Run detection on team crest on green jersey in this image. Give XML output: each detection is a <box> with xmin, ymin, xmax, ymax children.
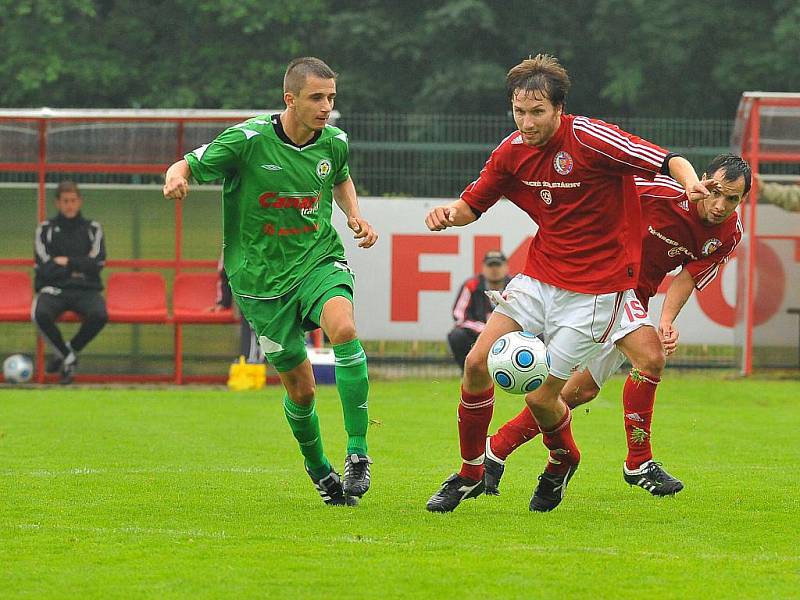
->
<box><xmin>316</xmin><ymin>159</ymin><xmax>332</xmax><ymax>179</ymax></box>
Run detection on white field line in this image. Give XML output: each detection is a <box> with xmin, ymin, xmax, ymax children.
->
<box><xmin>13</xmin><ymin>523</ymin><xmax>227</xmax><ymax>539</ymax></box>
<box><xmin>0</xmin><ymin>466</ymin><xmax>277</xmax><ymax>477</ymax></box>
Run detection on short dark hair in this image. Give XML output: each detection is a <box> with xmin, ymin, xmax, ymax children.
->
<box><xmin>284</xmin><ymin>57</ymin><xmax>337</xmax><ymax>94</ymax></box>
<box><xmin>506</xmin><ymin>54</ymin><xmax>570</xmax><ymax>107</ymax></box>
<box><xmin>705</xmin><ymin>153</ymin><xmax>752</xmax><ymax>196</ymax></box>
<box><xmin>55</xmin><ymin>180</ymin><xmax>80</xmax><ymax>199</ymax></box>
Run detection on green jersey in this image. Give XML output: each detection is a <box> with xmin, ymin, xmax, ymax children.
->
<box><xmin>185</xmin><ymin>114</ymin><xmax>350</xmax><ymax>299</ymax></box>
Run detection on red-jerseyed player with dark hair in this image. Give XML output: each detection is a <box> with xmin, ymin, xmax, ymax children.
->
<box><xmin>484</xmin><ymin>153</ymin><xmax>749</xmax><ymax>497</ymax></box>
<box><xmin>424</xmin><ymin>54</ymin><xmax>717</xmax><ymax>513</ymax></box>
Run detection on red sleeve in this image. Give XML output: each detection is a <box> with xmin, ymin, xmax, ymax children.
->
<box><xmin>686</xmin><ymin>218</ymin><xmax>743</xmax><ymax>290</ymax></box>
<box><xmin>460</xmin><ymin>141</ymin><xmax>512</xmax><ymax>214</ymax></box>
<box><xmin>634</xmin><ymin>175</ymin><xmax>687</xmax><ymax>201</ymax></box>
<box><xmin>572</xmin><ymin>117</ymin><xmax>669</xmax><ymax>179</ymax></box>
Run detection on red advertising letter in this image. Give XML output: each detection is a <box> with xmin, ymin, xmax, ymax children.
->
<box><xmin>391</xmin><ymin>235</ymin><xmax>459</xmax><ymax>321</ymax></box>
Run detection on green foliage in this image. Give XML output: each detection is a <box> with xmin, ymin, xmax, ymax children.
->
<box><xmin>0</xmin><ymin>0</ymin><xmax>796</xmax><ymax>116</ymax></box>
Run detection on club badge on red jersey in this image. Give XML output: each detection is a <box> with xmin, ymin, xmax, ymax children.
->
<box><xmin>701</xmin><ymin>238</ymin><xmax>723</xmax><ymax>256</ymax></box>
<box><xmin>553</xmin><ymin>151</ymin><xmax>574</xmax><ymax>175</ymax></box>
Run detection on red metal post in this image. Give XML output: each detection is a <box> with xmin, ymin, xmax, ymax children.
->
<box><xmin>743</xmin><ymin>100</ymin><xmax>761</xmax><ymax>376</ymax></box>
<box><xmin>35</xmin><ymin>118</ymin><xmax>48</xmax><ymax>383</ymax></box>
<box><xmin>174</xmin><ymin>323</ymin><xmax>184</xmax><ymax>384</ymax></box>
<box><xmin>173</xmin><ymin>120</ymin><xmax>186</xmax><ymax>382</ymax></box>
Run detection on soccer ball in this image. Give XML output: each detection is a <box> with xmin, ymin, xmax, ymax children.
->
<box><xmin>3</xmin><ymin>354</ymin><xmax>33</xmax><ymax>384</ymax></box>
<box><xmin>487</xmin><ymin>331</ymin><xmax>550</xmax><ymax>395</ymax></box>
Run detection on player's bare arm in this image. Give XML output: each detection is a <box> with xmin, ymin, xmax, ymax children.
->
<box><xmin>425</xmin><ymin>199</ymin><xmax>477</xmax><ymax>231</ymax></box>
<box><xmin>163</xmin><ymin>159</ymin><xmax>191</xmax><ymax>201</ymax></box>
<box><xmin>659</xmin><ymin>268</ymin><xmax>696</xmax><ymax>355</ymax></box>
<box><xmin>667</xmin><ymin>156</ymin><xmax>718</xmax><ymax>202</ymax></box>
<box><xmin>333</xmin><ymin>176</ymin><xmax>377</xmax><ymax>248</ymax></box>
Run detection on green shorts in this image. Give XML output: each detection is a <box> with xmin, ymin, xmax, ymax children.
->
<box><xmin>235</xmin><ymin>260</ymin><xmax>354</xmax><ymax>373</ymax></box>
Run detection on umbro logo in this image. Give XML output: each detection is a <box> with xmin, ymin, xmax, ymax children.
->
<box><xmin>261</xmin><ymin>164</ymin><xmax>282</xmax><ymax>171</ymax></box>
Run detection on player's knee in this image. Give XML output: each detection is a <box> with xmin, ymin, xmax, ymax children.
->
<box><xmin>287</xmin><ymin>381</ymin><xmax>316</xmax><ymax>405</ymax></box>
<box><xmin>635</xmin><ymin>349</ymin><xmax>665</xmax><ymax>378</ymax></box>
<box><xmin>561</xmin><ymin>385</ymin><xmax>599</xmax><ymax>409</ymax></box>
<box><xmin>327</xmin><ymin>322</ymin><xmax>357</xmax><ymax>345</ymax></box>
<box><xmin>525</xmin><ymin>378</ymin><xmax>562</xmax><ymax>412</ymax></box>
<box><xmin>33</xmin><ymin>305</ymin><xmax>55</xmax><ymax>326</ymax></box>
<box><xmin>464</xmin><ymin>346</ymin><xmax>489</xmax><ymax>378</ymax></box>
<box><xmin>85</xmin><ymin>308</ymin><xmax>108</xmax><ymax>327</ymax></box>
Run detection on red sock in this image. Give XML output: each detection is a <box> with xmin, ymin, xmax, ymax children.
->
<box><xmin>541</xmin><ymin>403</ymin><xmax>580</xmax><ymax>475</ymax></box>
<box><xmin>623</xmin><ymin>369</ymin><xmax>660</xmax><ymax>469</ymax></box>
<box><xmin>457</xmin><ymin>385</ymin><xmax>494</xmax><ymax>481</ymax></box>
<box><xmin>489</xmin><ymin>406</ymin><xmax>540</xmax><ymax>461</ymax></box>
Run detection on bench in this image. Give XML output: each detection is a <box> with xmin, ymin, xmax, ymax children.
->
<box><xmin>0</xmin><ymin>269</ymin><xmax>236</xmax><ymax>384</ymax></box>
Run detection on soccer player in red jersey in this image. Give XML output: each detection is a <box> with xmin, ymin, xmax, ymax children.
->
<box><xmin>484</xmin><ymin>153</ymin><xmax>749</xmax><ymax>497</ymax></box>
<box><xmin>424</xmin><ymin>54</ymin><xmax>716</xmax><ymax>513</ymax></box>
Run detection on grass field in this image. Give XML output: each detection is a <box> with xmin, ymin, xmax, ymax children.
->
<box><xmin>1</xmin><ymin>375</ymin><xmax>799</xmax><ymax>599</ymax></box>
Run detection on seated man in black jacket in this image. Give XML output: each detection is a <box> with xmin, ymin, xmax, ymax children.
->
<box><xmin>33</xmin><ymin>181</ymin><xmax>108</xmax><ymax>384</ymax></box>
<box><xmin>447</xmin><ymin>250</ymin><xmax>511</xmax><ymax>371</ymax></box>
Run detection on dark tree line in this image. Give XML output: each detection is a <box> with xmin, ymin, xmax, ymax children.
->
<box><xmin>1</xmin><ymin>0</ymin><xmax>798</xmax><ymax>118</ymax></box>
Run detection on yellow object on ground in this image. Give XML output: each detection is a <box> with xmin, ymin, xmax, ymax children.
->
<box><xmin>227</xmin><ymin>356</ymin><xmax>266</xmax><ymax>391</ymax></box>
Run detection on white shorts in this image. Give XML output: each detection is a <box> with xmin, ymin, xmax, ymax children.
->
<box><xmin>585</xmin><ymin>294</ymin><xmax>655</xmax><ymax>387</ymax></box>
<box><xmin>492</xmin><ymin>274</ymin><xmax>629</xmax><ymax>380</ymax></box>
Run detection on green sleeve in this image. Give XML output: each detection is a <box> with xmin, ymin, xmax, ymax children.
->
<box><xmin>333</xmin><ymin>132</ymin><xmax>350</xmax><ymax>185</ymax></box>
<box><xmin>184</xmin><ymin>127</ymin><xmax>246</xmax><ymax>184</ymax></box>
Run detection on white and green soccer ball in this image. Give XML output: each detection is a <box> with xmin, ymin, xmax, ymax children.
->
<box><xmin>487</xmin><ymin>331</ymin><xmax>550</xmax><ymax>395</ymax></box>
<box><xmin>3</xmin><ymin>354</ymin><xmax>33</xmax><ymax>384</ymax></box>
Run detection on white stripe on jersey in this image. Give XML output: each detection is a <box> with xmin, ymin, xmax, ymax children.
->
<box><xmin>652</xmin><ymin>174</ymin><xmax>687</xmax><ymax>192</ymax></box>
<box><xmin>574</xmin><ymin>116</ymin><xmax>667</xmax><ymax>165</ymax></box>
<box><xmin>694</xmin><ymin>264</ymin><xmax>720</xmax><ymax>290</ymax></box>
<box><xmin>35</xmin><ymin>222</ymin><xmax>50</xmax><ymax>262</ymax></box>
<box><xmin>453</xmin><ymin>286</ymin><xmax>472</xmax><ymax>322</ymax></box>
<box><xmin>635</xmin><ymin>180</ymin><xmax>685</xmax><ymax>198</ymax></box>
<box><xmin>573</xmin><ymin>117</ymin><xmax>666</xmax><ymax>168</ymax></box>
<box><xmin>635</xmin><ymin>174</ymin><xmax>686</xmax><ymax>197</ymax></box>
<box><xmin>89</xmin><ymin>221</ymin><xmax>104</xmax><ymax>259</ymax></box>
<box><xmin>572</xmin><ymin>126</ymin><xmax>662</xmax><ymax>175</ymax></box>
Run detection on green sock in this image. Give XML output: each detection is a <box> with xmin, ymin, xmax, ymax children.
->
<box><xmin>283</xmin><ymin>395</ymin><xmax>330</xmax><ymax>479</ymax></box>
<box><xmin>333</xmin><ymin>338</ymin><xmax>369</xmax><ymax>455</ymax></box>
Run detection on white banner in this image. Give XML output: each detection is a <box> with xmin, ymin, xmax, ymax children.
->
<box><xmin>334</xmin><ymin>199</ymin><xmax>800</xmax><ymax>346</ymax></box>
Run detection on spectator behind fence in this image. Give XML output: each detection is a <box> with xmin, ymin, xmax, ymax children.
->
<box><xmin>211</xmin><ymin>255</ymin><xmax>265</xmax><ymax>364</ymax></box>
<box><xmin>33</xmin><ymin>181</ymin><xmax>108</xmax><ymax>384</ymax></box>
<box><xmin>447</xmin><ymin>250</ymin><xmax>511</xmax><ymax>371</ymax></box>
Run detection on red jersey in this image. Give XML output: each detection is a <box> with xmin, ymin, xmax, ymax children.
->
<box><xmin>635</xmin><ymin>175</ymin><xmax>743</xmax><ymax>308</ymax></box>
<box><xmin>461</xmin><ymin>114</ymin><xmax>669</xmax><ymax>294</ymax></box>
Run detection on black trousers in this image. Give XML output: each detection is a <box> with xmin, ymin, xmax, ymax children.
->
<box><xmin>447</xmin><ymin>326</ymin><xmax>480</xmax><ymax>371</ymax></box>
<box><xmin>33</xmin><ymin>288</ymin><xmax>108</xmax><ymax>357</ymax></box>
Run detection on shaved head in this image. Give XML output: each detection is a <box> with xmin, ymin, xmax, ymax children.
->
<box><xmin>283</xmin><ymin>57</ymin><xmax>337</xmax><ymax>94</ymax></box>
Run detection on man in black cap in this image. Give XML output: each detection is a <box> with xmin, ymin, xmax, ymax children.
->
<box><xmin>447</xmin><ymin>250</ymin><xmax>511</xmax><ymax>371</ymax></box>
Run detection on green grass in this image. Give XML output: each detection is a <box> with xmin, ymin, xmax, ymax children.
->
<box><xmin>1</xmin><ymin>375</ymin><xmax>799</xmax><ymax>599</ymax></box>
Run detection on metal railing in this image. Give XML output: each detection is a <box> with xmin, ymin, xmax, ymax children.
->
<box><xmin>337</xmin><ymin>113</ymin><xmax>734</xmax><ymax>197</ymax></box>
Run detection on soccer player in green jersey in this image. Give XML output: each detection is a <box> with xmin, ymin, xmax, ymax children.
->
<box><xmin>163</xmin><ymin>57</ymin><xmax>377</xmax><ymax>506</ymax></box>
